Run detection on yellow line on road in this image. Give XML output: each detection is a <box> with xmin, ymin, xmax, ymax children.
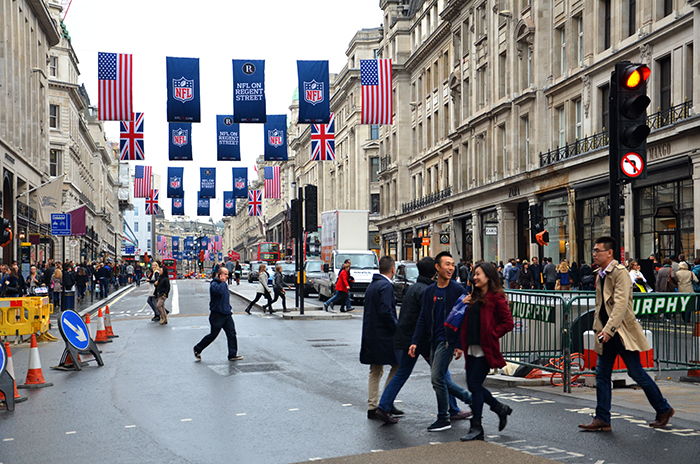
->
<box><xmin>103</xmin><ymin>286</ymin><xmax>138</xmax><ymax>310</ymax></box>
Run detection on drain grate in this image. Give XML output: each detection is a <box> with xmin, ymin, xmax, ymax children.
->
<box><xmin>311</xmin><ymin>343</ymin><xmax>350</xmax><ymax>348</ymax></box>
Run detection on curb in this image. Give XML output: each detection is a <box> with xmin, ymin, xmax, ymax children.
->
<box><xmin>77</xmin><ymin>283</ymin><xmax>136</xmax><ymax>317</ymax></box>
<box><xmin>483</xmin><ymin>374</ymin><xmax>548</xmax><ymax>388</ymax></box>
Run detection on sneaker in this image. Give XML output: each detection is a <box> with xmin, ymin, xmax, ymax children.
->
<box><xmin>427</xmin><ymin>418</ymin><xmax>451</xmax><ymax>432</ymax></box>
<box><xmin>193</xmin><ymin>347</ymin><xmax>201</xmax><ymax>361</ymax></box>
<box><xmin>228</xmin><ymin>355</ymin><xmax>244</xmax><ymax>362</ymax></box>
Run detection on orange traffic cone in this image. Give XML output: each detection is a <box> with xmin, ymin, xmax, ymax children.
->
<box><xmin>84</xmin><ymin>312</ymin><xmax>92</xmax><ymax>339</ymax></box>
<box><xmin>104</xmin><ymin>305</ymin><xmax>118</xmax><ymax>338</ymax></box>
<box><xmin>94</xmin><ymin>308</ymin><xmax>111</xmax><ymax>344</ymax></box>
<box><xmin>0</xmin><ymin>342</ymin><xmax>25</xmax><ymax>402</ymax></box>
<box><xmin>18</xmin><ymin>334</ymin><xmax>53</xmax><ymax>389</ymax></box>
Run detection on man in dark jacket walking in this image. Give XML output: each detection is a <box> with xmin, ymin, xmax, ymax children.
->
<box><xmin>361</xmin><ymin>256</ymin><xmax>399</xmax><ymax>420</ymax></box>
<box><xmin>409</xmin><ymin>251</ymin><xmax>472</xmax><ymax>432</ymax></box>
<box><xmin>193</xmin><ymin>267</ymin><xmax>243</xmax><ymax>361</ymax></box>
<box><xmin>376</xmin><ymin>257</ymin><xmax>472</xmax><ymax>424</ymax></box>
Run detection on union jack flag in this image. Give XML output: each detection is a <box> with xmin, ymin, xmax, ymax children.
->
<box><xmin>145</xmin><ymin>189</ymin><xmax>159</xmax><ymax>215</ymax></box>
<box><xmin>120</xmin><ymin>112</ymin><xmax>144</xmax><ymax>160</ymax></box>
<box><xmin>311</xmin><ymin>112</ymin><xmax>335</xmax><ymax>161</ymax></box>
<box><xmin>248</xmin><ymin>189</ymin><xmax>262</xmax><ymax>216</ymax></box>
<box><xmin>134</xmin><ymin>165</ymin><xmax>151</xmax><ymax>198</ymax></box>
<box><xmin>264</xmin><ymin>166</ymin><xmax>281</xmax><ymax>199</ymax></box>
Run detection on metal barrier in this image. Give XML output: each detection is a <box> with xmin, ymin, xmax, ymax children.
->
<box><xmin>502</xmin><ymin>290</ymin><xmax>700</xmax><ymax>393</ymax></box>
<box><xmin>0</xmin><ymin>297</ymin><xmax>54</xmax><ymax>342</ymax></box>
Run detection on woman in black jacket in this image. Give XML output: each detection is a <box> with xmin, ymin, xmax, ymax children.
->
<box><xmin>156</xmin><ymin>266</ymin><xmax>171</xmax><ymax>325</ymax></box>
<box><xmin>517</xmin><ymin>261</ymin><xmax>534</xmax><ymax>289</ymax></box>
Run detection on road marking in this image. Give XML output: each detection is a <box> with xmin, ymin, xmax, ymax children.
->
<box><xmin>309</xmin><ymin>458</ymin><xmax>323</xmax><ymax>461</ymax></box>
<box><xmin>181</xmin><ymin>418</ymin><xmax>192</xmax><ymax>422</ymax></box>
<box><xmin>65</xmin><ymin>431</ymin><xmax>76</xmax><ymax>435</ymax></box>
<box><xmin>429</xmin><ymin>442</ymin><xmax>443</xmax><ymax>445</ymax></box>
<box><xmin>108</xmin><ymin>286</ymin><xmax>137</xmax><ymax>308</ymax></box>
<box><xmin>3</xmin><ymin>438</ymin><xmax>14</xmax><ymax>442</ymax></box>
<box><xmin>172</xmin><ymin>283</ymin><xmax>180</xmax><ymax>315</ymax></box>
<box><xmin>125</xmin><ymin>425</ymin><xmax>136</xmax><ymax>428</ymax></box>
<box><xmin>566</xmin><ymin>408</ymin><xmax>700</xmax><ymax>436</ymax></box>
<box><xmin>370</xmin><ymin>449</ymin><xmax>384</xmax><ymax>453</ymax></box>
<box><xmin>236</xmin><ymin>413</ymin><xmax>246</xmax><ymax>416</ymax></box>
<box><xmin>289</xmin><ymin>408</ymin><xmax>299</xmax><ymax>411</ymax></box>
<box><xmin>342</xmin><ymin>404</ymin><xmax>352</xmax><ymax>407</ymax></box>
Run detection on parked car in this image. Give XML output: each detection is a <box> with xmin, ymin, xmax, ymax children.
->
<box><xmin>240</xmin><ymin>263</ymin><xmax>250</xmax><ymax>280</ymax></box>
<box><xmin>393</xmin><ymin>261</ymin><xmax>418</xmax><ymax>304</ymax></box>
<box><xmin>275</xmin><ymin>261</ymin><xmax>297</xmax><ymax>287</ymax></box>
<box><xmin>303</xmin><ymin>259</ymin><xmax>324</xmax><ymax>296</ymax></box>
<box><xmin>248</xmin><ymin>261</ymin><xmax>264</xmax><ymax>283</ymax></box>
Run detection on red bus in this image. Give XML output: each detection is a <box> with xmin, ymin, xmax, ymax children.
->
<box><xmin>162</xmin><ymin>258</ymin><xmax>177</xmax><ymax>279</ymax></box>
<box><xmin>256</xmin><ymin>242</ymin><xmax>280</xmax><ymax>263</ymax></box>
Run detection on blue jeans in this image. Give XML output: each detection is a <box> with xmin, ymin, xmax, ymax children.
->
<box><xmin>595</xmin><ymin>335</ymin><xmax>671</xmax><ymax>423</ymax></box>
<box><xmin>431</xmin><ymin>341</ymin><xmax>472</xmax><ymax>420</ymax></box>
<box><xmin>325</xmin><ymin>291</ymin><xmax>351</xmax><ymax>310</ymax></box>
<box><xmin>100</xmin><ymin>277</ymin><xmax>109</xmax><ymax>298</ymax></box>
<box><xmin>378</xmin><ymin>349</ymin><xmax>461</xmax><ymax>414</ymax></box>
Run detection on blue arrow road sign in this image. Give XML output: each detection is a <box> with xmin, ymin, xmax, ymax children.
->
<box><xmin>51</xmin><ymin>213</ymin><xmax>72</xmax><ymax>236</ymax></box>
<box><xmin>60</xmin><ymin>311</ymin><xmax>90</xmax><ymax>351</ymax></box>
<box><xmin>0</xmin><ymin>342</ymin><xmax>6</xmax><ymax>376</ymax></box>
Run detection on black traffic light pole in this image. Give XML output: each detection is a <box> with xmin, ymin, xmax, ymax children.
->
<box><xmin>297</xmin><ymin>186</ymin><xmax>304</xmax><ymax>315</ymax></box>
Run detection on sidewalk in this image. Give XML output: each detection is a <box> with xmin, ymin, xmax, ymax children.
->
<box><xmin>227</xmin><ymin>281</ymin><xmax>355</xmax><ymax>320</ymax></box>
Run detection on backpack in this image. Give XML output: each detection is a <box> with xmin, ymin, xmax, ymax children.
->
<box><xmin>665</xmin><ymin>274</ymin><xmax>678</xmax><ymax>292</ymax></box>
<box><xmin>559</xmin><ymin>272</ymin><xmax>570</xmax><ymax>285</ymax></box>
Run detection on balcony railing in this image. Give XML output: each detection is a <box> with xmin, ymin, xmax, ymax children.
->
<box><xmin>402</xmin><ymin>186</ymin><xmax>452</xmax><ymax>214</ymax></box>
<box><xmin>379</xmin><ymin>155</ymin><xmax>391</xmax><ymax>173</ymax></box>
<box><xmin>540</xmin><ymin>100</ymin><xmax>693</xmax><ymax>168</ymax></box>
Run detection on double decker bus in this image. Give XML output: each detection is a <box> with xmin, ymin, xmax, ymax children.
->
<box><xmin>255</xmin><ymin>242</ymin><xmax>280</xmax><ymax>263</ymax></box>
<box><xmin>162</xmin><ymin>258</ymin><xmax>177</xmax><ymax>279</ymax></box>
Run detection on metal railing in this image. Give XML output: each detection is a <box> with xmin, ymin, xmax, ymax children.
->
<box><xmin>502</xmin><ymin>289</ymin><xmax>700</xmax><ymax>393</ymax></box>
<box><xmin>379</xmin><ymin>155</ymin><xmax>391</xmax><ymax>173</ymax></box>
<box><xmin>401</xmin><ymin>186</ymin><xmax>452</xmax><ymax>214</ymax></box>
<box><xmin>540</xmin><ymin>100</ymin><xmax>693</xmax><ymax>168</ymax></box>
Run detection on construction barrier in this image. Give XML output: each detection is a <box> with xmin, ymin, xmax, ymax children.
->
<box><xmin>0</xmin><ymin>297</ymin><xmax>55</xmax><ymax>342</ymax></box>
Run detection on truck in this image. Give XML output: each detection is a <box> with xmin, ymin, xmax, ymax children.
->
<box><xmin>315</xmin><ymin>210</ymin><xmax>379</xmax><ymax>302</ymax></box>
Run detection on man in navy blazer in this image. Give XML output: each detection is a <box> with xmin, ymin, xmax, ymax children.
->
<box><xmin>409</xmin><ymin>251</ymin><xmax>472</xmax><ymax>432</ymax></box>
<box><xmin>361</xmin><ymin>255</ymin><xmax>399</xmax><ymax>419</ymax></box>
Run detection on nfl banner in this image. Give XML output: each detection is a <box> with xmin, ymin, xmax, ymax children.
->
<box><xmin>166</xmin><ymin>57</ymin><xmax>201</xmax><ymax>122</ymax></box>
<box><xmin>169</xmin><ymin>122</ymin><xmax>193</xmax><ymax>160</ymax></box>
<box><xmin>172</xmin><ymin>236</ymin><xmax>180</xmax><ymax>254</ymax></box>
<box><xmin>232</xmin><ymin>167</ymin><xmax>248</xmax><ymax>198</ymax></box>
<box><xmin>232</xmin><ymin>59</ymin><xmax>266</xmax><ymax>123</ymax></box>
<box><xmin>223</xmin><ymin>191</ymin><xmax>236</xmax><ymax>217</ymax></box>
<box><xmin>167</xmin><ymin>167</ymin><xmax>184</xmax><ymax>198</ymax></box>
<box><xmin>297</xmin><ymin>60</ymin><xmax>330</xmax><ymax>124</ymax></box>
<box><xmin>197</xmin><ymin>192</ymin><xmax>210</xmax><ymax>217</ymax></box>
<box><xmin>216</xmin><ymin>115</ymin><xmax>241</xmax><ymax>161</ymax></box>
<box><xmin>184</xmin><ymin>236</ymin><xmax>194</xmax><ymax>252</ymax></box>
<box><xmin>264</xmin><ymin>115</ymin><xmax>287</xmax><ymax>161</ymax></box>
<box><xmin>172</xmin><ymin>197</ymin><xmax>185</xmax><ymax>216</ymax></box>
<box><xmin>200</xmin><ymin>167</ymin><xmax>216</xmax><ymax>199</ymax></box>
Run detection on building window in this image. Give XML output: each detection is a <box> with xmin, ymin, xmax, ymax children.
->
<box><xmin>134</xmin><ymin>222</ymin><xmax>139</xmax><ymax>232</ymax></box>
<box><xmin>628</xmin><ymin>0</ymin><xmax>636</xmax><ymax>37</ymax></box>
<box><xmin>557</xmin><ymin>106</ymin><xmax>566</xmax><ymax>147</ymax></box>
<box><xmin>463</xmin><ymin>77</ymin><xmax>471</xmax><ymax>118</ymax></box>
<box><xmin>600</xmin><ymin>84</ymin><xmax>610</xmax><ymax>131</ymax></box>
<box><xmin>602</xmin><ymin>0</ymin><xmax>611</xmax><ymax>51</ymax></box>
<box><xmin>418</xmin><ymin>122</ymin><xmax>423</xmax><ymax>151</ymax></box>
<box><xmin>542</xmin><ymin>196</ymin><xmax>570</xmax><ymax>263</ymax></box>
<box><xmin>577</xmin><ymin>17</ymin><xmax>584</xmax><ymax>65</ymax></box>
<box><xmin>49</xmin><ymin>56</ymin><xmax>58</xmax><ymax>77</ymax></box>
<box><xmin>134</xmin><ymin>206</ymin><xmax>139</xmax><ymax>216</ymax></box>
<box><xmin>477</xmin><ymin>3</ymin><xmax>487</xmax><ymax>36</ymax></box>
<box><xmin>49</xmin><ymin>104</ymin><xmax>59</xmax><ymax>129</ymax></box>
<box><xmin>370</xmin><ymin>124</ymin><xmax>379</xmax><ymax>140</ymax></box>
<box><xmin>499</xmin><ymin>124</ymin><xmax>507</xmax><ymax>177</ymax></box>
<box><xmin>520</xmin><ymin>115</ymin><xmax>530</xmax><ymax>172</ymax></box>
<box><xmin>575</xmin><ymin>99</ymin><xmax>583</xmax><ymax>140</ymax></box>
<box><xmin>426</xmin><ymin>116</ymin><xmax>432</xmax><ymax>147</ymax></box>
<box><xmin>49</xmin><ymin>149</ymin><xmax>60</xmax><ymax>177</ymax></box>
<box><xmin>371</xmin><ymin>194</ymin><xmax>380</xmax><ymax>214</ymax></box>
<box><xmin>147</xmin><ymin>221</ymin><xmax>151</xmax><ymax>232</ymax></box>
<box><xmin>499</xmin><ymin>52</ymin><xmax>507</xmax><ymax>99</ymax></box>
<box><xmin>444</xmin><ymin>159</ymin><xmax>450</xmax><ymax>188</ymax></box>
<box><xmin>370</xmin><ymin>157</ymin><xmax>379</xmax><ymax>183</ymax></box>
<box><xmin>663</xmin><ymin>0</ymin><xmax>672</xmax><ymax>17</ymax></box>
<box><xmin>559</xmin><ymin>26</ymin><xmax>566</xmax><ymax>76</ymax></box>
<box><xmin>659</xmin><ymin>55</ymin><xmax>671</xmax><ymax>126</ymax></box>
<box><xmin>147</xmin><ymin>239</ymin><xmax>151</xmax><ymax>250</ymax></box>
<box><xmin>527</xmin><ymin>47</ymin><xmax>533</xmax><ymax>87</ymax></box>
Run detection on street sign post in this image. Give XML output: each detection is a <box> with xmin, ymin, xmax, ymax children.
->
<box><xmin>51</xmin><ymin>213</ymin><xmax>71</xmax><ymax>236</ymax></box>
<box><xmin>0</xmin><ymin>342</ymin><xmax>14</xmax><ymax>410</ymax></box>
<box><xmin>54</xmin><ymin>310</ymin><xmax>103</xmax><ymax>371</ymax></box>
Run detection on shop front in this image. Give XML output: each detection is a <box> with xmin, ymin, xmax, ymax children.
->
<box><xmin>481</xmin><ymin>210</ymin><xmax>498</xmax><ymax>264</ymax></box>
<box><xmin>416</xmin><ymin>226</ymin><xmax>430</xmax><ymax>260</ymax></box>
<box><xmin>459</xmin><ymin>215</ymin><xmax>473</xmax><ymax>263</ymax></box>
<box><xmin>402</xmin><ymin>230</ymin><xmax>414</xmax><ymax>262</ymax></box>
<box><xmin>382</xmin><ymin>232</ymin><xmax>397</xmax><ymax>260</ymax></box>
<box><xmin>540</xmin><ymin>195</ymin><xmax>570</xmax><ymax>264</ymax></box>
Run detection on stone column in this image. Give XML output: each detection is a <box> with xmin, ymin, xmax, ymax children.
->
<box><xmin>473</xmin><ymin>213</ymin><xmax>483</xmax><ymax>261</ymax></box>
<box><xmin>497</xmin><ymin>204</ymin><xmax>517</xmax><ymax>263</ymax></box>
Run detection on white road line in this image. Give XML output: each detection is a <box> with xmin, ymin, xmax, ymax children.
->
<box><xmin>370</xmin><ymin>450</ymin><xmax>384</xmax><ymax>453</ymax></box>
<box><xmin>125</xmin><ymin>425</ymin><xmax>136</xmax><ymax>428</ymax></box>
<box><xmin>236</xmin><ymin>413</ymin><xmax>246</xmax><ymax>416</ymax></box>
<box><xmin>65</xmin><ymin>431</ymin><xmax>76</xmax><ymax>435</ymax></box>
<box><xmin>172</xmin><ymin>283</ymin><xmax>180</xmax><ymax>315</ymax></box>
<box><xmin>342</xmin><ymin>404</ymin><xmax>352</xmax><ymax>407</ymax></box>
<box><xmin>289</xmin><ymin>408</ymin><xmax>299</xmax><ymax>411</ymax></box>
<box><xmin>3</xmin><ymin>438</ymin><xmax>14</xmax><ymax>442</ymax></box>
<box><xmin>181</xmin><ymin>418</ymin><xmax>192</xmax><ymax>422</ymax></box>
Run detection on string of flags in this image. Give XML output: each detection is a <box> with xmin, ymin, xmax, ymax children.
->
<box><xmin>156</xmin><ymin>234</ymin><xmax>223</xmax><ymax>261</ymax></box>
<box><xmin>104</xmin><ymin>53</ymin><xmax>393</xmax><ymax>216</ymax></box>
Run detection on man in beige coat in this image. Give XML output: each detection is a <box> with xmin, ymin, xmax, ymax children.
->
<box><xmin>579</xmin><ymin>236</ymin><xmax>674</xmax><ymax>432</ymax></box>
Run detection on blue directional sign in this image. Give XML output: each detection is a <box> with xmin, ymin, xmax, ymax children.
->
<box><xmin>51</xmin><ymin>213</ymin><xmax>72</xmax><ymax>236</ymax></box>
<box><xmin>125</xmin><ymin>245</ymin><xmax>135</xmax><ymax>255</ymax></box>
<box><xmin>0</xmin><ymin>342</ymin><xmax>6</xmax><ymax>375</ymax></box>
<box><xmin>59</xmin><ymin>310</ymin><xmax>90</xmax><ymax>351</ymax></box>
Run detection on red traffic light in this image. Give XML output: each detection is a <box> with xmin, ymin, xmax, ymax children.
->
<box><xmin>622</xmin><ymin>65</ymin><xmax>650</xmax><ymax>90</ymax></box>
<box><xmin>536</xmin><ymin>230</ymin><xmax>549</xmax><ymax>247</ymax></box>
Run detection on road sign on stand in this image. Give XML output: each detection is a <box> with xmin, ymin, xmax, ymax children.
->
<box><xmin>0</xmin><ymin>342</ymin><xmax>14</xmax><ymax>410</ymax></box>
<box><xmin>51</xmin><ymin>213</ymin><xmax>71</xmax><ymax>236</ymax></box>
<box><xmin>53</xmin><ymin>310</ymin><xmax>103</xmax><ymax>371</ymax></box>
<box><xmin>620</xmin><ymin>152</ymin><xmax>645</xmax><ymax>178</ymax></box>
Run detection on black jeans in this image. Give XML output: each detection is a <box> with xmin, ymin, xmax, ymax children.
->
<box><xmin>246</xmin><ymin>291</ymin><xmax>272</xmax><ymax>312</ymax></box>
<box><xmin>147</xmin><ymin>296</ymin><xmax>158</xmax><ymax>316</ymax></box>
<box><xmin>270</xmin><ymin>289</ymin><xmax>287</xmax><ymax>310</ymax></box>
<box><xmin>466</xmin><ymin>355</ymin><xmax>499</xmax><ymax>420</ymax></box>
<box><xmin>195</xmin><ymin>312</ymin><xmax>239</xmax><ymax>358</ymax></box>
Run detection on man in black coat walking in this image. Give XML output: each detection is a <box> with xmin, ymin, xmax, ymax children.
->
<box><xmin>361</xmin><ymin>255</ymin><xmax>399</xmax><ymax>420</ymax></box>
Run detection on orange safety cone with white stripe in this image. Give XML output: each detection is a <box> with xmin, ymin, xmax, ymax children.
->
<box><xmin>94</xmin><ymin>308</ymin><xmax>112</xmax><ymax>344</ymax></box>
<box><xmin>84</xmin><ymin>313</ymin><xmax>92</xmax><ymax>339</ymax></box>
<box><xmin>18</xmin><ymin>334</ymin><xmax>53</xmax><ymax>389</ymax></box>
<box><xmin>0</xmin><ymin>342</ymin><xmax>27</xmax><ymax>402</ymax></box>
<box><xmin>104</xmin><ymin>305</ymin><xmax>118</xmax><ymax>338</ymax></box>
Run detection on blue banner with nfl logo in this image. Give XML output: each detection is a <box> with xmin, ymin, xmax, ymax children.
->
<box><xmin>166</xmin><ymin>57</ymin><xmax>201</xmax><ymax>123</ymax></box>
<box><xmin>232</xmin><ymin>167</ymin><xmax>248</xmax><ymax>198</ymax></box>
<box><xmin>172</xmin><ymin>197</ymin><xmax>185</xmax><ymax>216</ymax></box>
<box><xmin>216</xmin><ymin>115</ymin><xmax>240</xmax><ymax>161</ymax></box>
<box><xmin>200</xmin><ymin>167</ymin><xmax>216</xmax><ymax>199</ymax></box>
<box><xmin>172</xmin><ymin>236</ymin><xmax>180</xmax><ymax>253</ymax></box>
<box><xmin>232</xmin><ymin>59</ymin><xmax>266</xmax><ymax>123</ymax></box>
<box><xmin>223</xmin><ymin>191</ymin><xmax>236</xmax><ymax>216</ymax></box>
<box><xmin>167</xmin><ymin>167</ymin><xmax>184</xmax><ymax>198</ymax></box>
<box><xmin>169</xmin><ymin>122</ymin><xmax>193</xmax><ymax>160</ymax></box>
<box><xmin>297</xmin><ymin>60</ymin><xmax>330</xmax><ymax>124</ymax></box>
<box><xmin>197</xmin><ymin>192</ymin><xmax>210</xmax><ymax>217</ymax></box>
<box><xmin>264</xmin><ymin>115</ymin><xmax>287</xmax><ymax>161</ymax></box>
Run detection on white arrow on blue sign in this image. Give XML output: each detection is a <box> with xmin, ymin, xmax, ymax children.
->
<box><xmin>59</xmin><ymin>311</ymin><xmax>90</xmax><ymax>351</ymax></box>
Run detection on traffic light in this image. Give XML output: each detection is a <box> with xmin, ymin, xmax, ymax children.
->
<box><xmin>304</xmin><ymin>185</ymin><xmax>318</xmax><ymax>233</ymax></box>
<box><xmin>611</xmin><ymin>62</ymin><xmax>651</xmax><ymax>181</ymax></box>
<box><xmin>0</xmin><ymin>219</ymin><xmax>11</xmax><ymax>247</ymax></box>
<box><xmin>536</xmin><ymin>230</ymin><xmax>549</xmax><ymax>247</ymax></box>
<box><xmin>529</xmin><ymin>204</ymin><xmax>544</xmax><ymax>244</ymax></box>
<box><xmin>291</xmin><ymin>198</ymin><xmax>301</xmax><ymax>238</ymax></box>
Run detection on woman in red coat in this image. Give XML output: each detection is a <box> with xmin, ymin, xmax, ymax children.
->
<box><xmin>455</xmin><ymin>262</ymin><xmax>514</xmax><ymax>441</ymax></box>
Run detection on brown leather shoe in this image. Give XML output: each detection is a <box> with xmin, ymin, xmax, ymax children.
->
<box><xmin>649</xmin><ymin>408</ymin><xmax>674</xmax><ymax>428</ymax></box>
<box><xmin>376</xmin><ymin>408</ymin><xmax>398</xmax><ymax>424</ymax></box>
<box><xmin>578</xmin><ymin>418</ymin><xmax>612</xmax><ymax>432</ymax></box>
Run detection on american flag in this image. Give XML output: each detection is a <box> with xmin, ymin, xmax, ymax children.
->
<box><xmin>248</xmin><ymin>190</ymin><xmax>262</xmax><ymax>216</ymax></box>
<box><xmin>145</xmin><ymin>189</ymin><xmax>159</xmax><ymax>215</ymax></box>
<box><xmin>133</xmin><ymin>165</ymin><xmax>152</xmax><ymax>198</ymax></box>
<box><xmin>120</xmin><ymin>112</ymin><xmax>144</xmax><ymax>161</ymax></box>
<box><xmin>264</xmin><ymin>166</ymin><xmax>281</xmax><ymax>199</ymax></box>
<box><xmin>361</xmin><ymin>59</ymin><xmax>392</xmax><ymax>125</ymax></box>
<box><xmin>311</xmin><ymin>112</ymin><xmax>335</xmax><ymax>161</ymax></box>
<box><xmin>98</xmin><ymin>52</ymin><xmax>133</xmax><ymax>121</ymax></box>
